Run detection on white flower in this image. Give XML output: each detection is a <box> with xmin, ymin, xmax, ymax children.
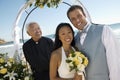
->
<box><xmin>24</xmin><ymin>76</ymin><xmax>30</xmax><ymax>80</ymax></box>
<box><xmin>68</xmin><ymin>62</ymin><xmax>74</xmax><ymax>67</ymax></box>
<box><xmin>77</xmin><ymin>64</ymin><xmax>85</xmax><ymax>72</ymax></box>
<box><xmin>78</xmin><ymin>56</ymin><xmax>82</xmax><ymax>63</ymax></box>
<box><xmin>4</xmin><ymin>71</ymin><xmax>18</xmax><ymax>80</ymax></box>
<box><xmin>0</xmin><ymin>66</ymin><xmax>3</xmax><ymax>69</ymax></box>
<box><xmin>22</xmin><ymin>60</ymin><xmax>27</xmax><ymax>66</ymax></box>
<box><xmin>4</xmin><ymin>63</ymin><xmax>8</xmax><ymax>67</ymax></box>
<box><xmin>7</xmin><ymin>62</ymin><xmax>12</xmax><ymax>67</ymax></box>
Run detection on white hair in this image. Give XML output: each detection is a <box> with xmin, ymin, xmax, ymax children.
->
<box><xmin>26</xmin><ymin>22</ymin><xmax>38</xmax><ymax>32</ymax></box>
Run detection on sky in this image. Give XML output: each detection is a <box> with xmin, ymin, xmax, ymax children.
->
<box><xmin>0</xmin><ymin>0</ymin><xmax>120</xmax><ymax>42</ymax></box>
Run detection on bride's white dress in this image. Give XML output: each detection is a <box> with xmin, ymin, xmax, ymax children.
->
<box><xmin>58</xmin><ymin>47</ymin><xmax>75</xmax><ymax>78</ymax></box>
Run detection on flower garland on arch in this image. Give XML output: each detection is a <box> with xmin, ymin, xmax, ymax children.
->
<box><xmin>26</xmin><ymin>0</ymin><xmax>62</xmax><ymax>8</ymax></box>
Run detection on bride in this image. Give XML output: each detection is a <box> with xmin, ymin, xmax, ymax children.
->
<box><xmin>50</xmin><ymin>23</ymin><xmax>84</xmax><ymax>80</ymax></box>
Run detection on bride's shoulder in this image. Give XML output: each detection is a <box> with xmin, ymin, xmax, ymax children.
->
<box><xmin>51</xmin><ymin>48</ymin><xmax>62</xmax><ymax>57</ymax></box>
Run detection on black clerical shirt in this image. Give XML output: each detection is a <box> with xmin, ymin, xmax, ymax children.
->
<box><xmin>23</xmin><ymin>37</ymin><xmax>54</xmax><ymax>80</ymax></box>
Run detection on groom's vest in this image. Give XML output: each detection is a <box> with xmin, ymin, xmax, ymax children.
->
<box><xmin>75</xmin><ymin>24</ymin><xmax>109</xmax><ymax>80</ymax></box>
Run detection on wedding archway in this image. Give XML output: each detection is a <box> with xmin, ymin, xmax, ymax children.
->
<box><xmin>12</xmin><ymin>0</ymin><xmax>91</xmax><ymax>56</ymax></box>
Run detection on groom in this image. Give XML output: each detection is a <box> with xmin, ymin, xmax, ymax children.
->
<box><xmin>67</xmin><ymin>5</ymin><xmax>120</xmax><ymax>80</ymax></box>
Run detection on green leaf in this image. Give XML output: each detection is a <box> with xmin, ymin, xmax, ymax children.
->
<box><xmin>66</xmin><ymin>59</ymin><xmax>72</xmax><ymax>63</ymax></box>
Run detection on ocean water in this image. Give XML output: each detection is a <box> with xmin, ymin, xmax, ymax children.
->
<box><xmin>0</xmin><ymin>23</ymin><xmax>120</xmax><ymax>57</ymax></box>
<box><xmin>109</xmin><ymin>23</ymin><xmax>120</xmax><ymax>40</ymax></box>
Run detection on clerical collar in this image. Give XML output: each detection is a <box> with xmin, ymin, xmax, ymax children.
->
<box><xmin>35</xmin><ymin>42</ymin><xmax>38</xmax><ymax>44</ymax></box>
<box><xmin>31</xmin><ymin>37</ymin><xmax>43</xmax><ymax>44</ymax></box>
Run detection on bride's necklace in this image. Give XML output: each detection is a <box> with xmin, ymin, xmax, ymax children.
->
<box><xmin>62</xmin><ymin>46</ymin><xmax>75</xmax><ymax>57</ymax></box>
<box><xmin>64</xmin><ymin>48</ymin><xmax>73</xmax><ymax>57</ymax></box>
<box><xmin>65</xmin><ymin>51</ymin><xmax>70</xmax><ymax>57</ymax></box>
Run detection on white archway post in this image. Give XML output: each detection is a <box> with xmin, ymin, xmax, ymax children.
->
<box><xmin>12</xmin><ymin>0</ymin><xmax>34</xmax><ymax>61</ymax></box>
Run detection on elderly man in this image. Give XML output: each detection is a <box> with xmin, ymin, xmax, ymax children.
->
<box><xmin>23</xmin><ymin>22</ymin><xmax>54</xmax><ymax>80</ymax></box>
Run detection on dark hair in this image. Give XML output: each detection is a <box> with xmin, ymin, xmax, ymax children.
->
<box><xmin>53</xmin><ymin>23</ymin><xmax>75</xmax><ymax>50</ymax></box>
<box><xmin>67</xmin><ymin>5</ymin><xmax>86</xmax><ymax>19</ymax></box>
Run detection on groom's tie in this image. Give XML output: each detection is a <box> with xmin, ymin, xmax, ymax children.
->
<box><xmin>80</xmin><ymin>29</ymin><xmax>87</xmax><ymax>34</ymax></box>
